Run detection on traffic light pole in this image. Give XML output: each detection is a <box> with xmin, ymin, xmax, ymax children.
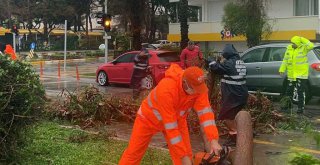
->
<box><xmin>104</xmin><ymin>0</ymin><xmax>108</xmax><ymax>63</ymax></box>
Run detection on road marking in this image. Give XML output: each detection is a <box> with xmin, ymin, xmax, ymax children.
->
<box><xmin>254</xmin><ymin>139</ymin><xmax>320</xmax><ymax>155</ymax></box>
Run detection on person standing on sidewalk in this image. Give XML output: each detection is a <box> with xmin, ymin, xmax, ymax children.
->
<box><xmin>279</xmin><ymin>36</ymin><xmax>314</xmax><ymax>114</ymax></box>
<box><xmin>209</xmin><ymin>44</ymin><xmax>248</xmax><ymax>147</ymax></box>
<box><xmin>180</xmin><ymin>41</ymin><xmax>204</xmax><ymax>69</ymax></box>
<box><xmin>130</xmin><ymin>49</ymin><xmax>150</xmax><ymax>99</ymax></box>
<box><xmin>119</xmin><ymin>64</ymin><xmax>221</xmax><ymax>165</ymax></box>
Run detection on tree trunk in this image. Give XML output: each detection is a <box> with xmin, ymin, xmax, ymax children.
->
<box><xmin>179</xmin><ymin>0</ymin><xmax>189</xmax><ymax>50</ymax></box>
<box><xmin>86</xmin><ymin>14</ymin><xmax>89</xmax><ymax>50</ymax></box>
<box><xmin>86</xmin><ymin>15</ymin><xmax>89</xmax><ymax>36</ymax></box>
<box><xmin>129</xmin><ymin>0</ymin><xmax>145</xmax><ymax>50</ymax></box>
<box><xmin>43</xmin><ymin>20</ymin><xmax>48</xmax><ymax>42</ymax></box>
<box><xmin>145</xmin><ymin>2</ymin><xmax>151</xmax><ymax>42</ymax></box>
<box><xmin>89</xmin><ymin>15</ymin><xmax>93</xmax><ymax>32</ymax></box>
<box><xmin>78</xmin><ymin>17</ymin><xmax>81</xmax><ymax>31</ymax></box>
<box><xmin>74</xmin><ymin>16</ymin><xmax>77</xmax><ymax>32</ymax></box>
<box><xmin>246</xmin><ymin>0</ymin><xmax>263</xmax><ymax>48</ymax></box>
<box><xmin>233</xmin><ymin>111</ymin><xmax>253</xmax><ymax>165</ymax></box>
<box><xmin>150</xmin><ymin>6</ymin><xmax>157</xmax><ymax>41</ymax></box>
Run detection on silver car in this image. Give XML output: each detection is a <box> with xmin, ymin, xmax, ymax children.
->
<box><xmin>240</xmin><ymin>43</ymin><xmax>320</xmax><ymax>103</ymax></box>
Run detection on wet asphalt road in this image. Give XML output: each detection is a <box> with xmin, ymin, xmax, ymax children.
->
<box><xmin>31</xmin><ymin>58</ymin><xmax>320</xmax><ymax>117</ymax></box>
<box><xmin>30</xmin><ymin>58</ymin><xmax>320</xmax><ymax>164</ymax></box>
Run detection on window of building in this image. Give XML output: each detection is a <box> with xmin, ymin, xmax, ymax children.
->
<box><xmin>295</xmin><ymin>0</ymin><xmax>319</xmax><ymax>16</ymax></box>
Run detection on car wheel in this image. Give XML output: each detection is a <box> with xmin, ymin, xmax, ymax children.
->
<box><xmin>141</xmin><ymin>75</ymin><xmax>154</xmax><ymax>90</ymax></box>
<box><xmin>97</xmin><ymin>71</ymin><xmax>109</xmax><ymax>86</ymax></box>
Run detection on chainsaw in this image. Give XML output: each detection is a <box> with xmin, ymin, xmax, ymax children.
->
<box><xmin>194</xmin><ymin>146</ymin><xmax>232</xmax><ymax>165</ymax></box>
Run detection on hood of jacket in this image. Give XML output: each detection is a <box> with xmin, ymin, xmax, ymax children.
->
<box><xmin>291</xmin><ymin>36</ymin><xmax>303</xmax><ymax>47</ymax></box>
<box><xmin>222</xmin><ymin>44</ymin><xmax>239</xmax><ymax>59</ymax></box>
<box><xmin>165</xmin><ymin>64</ymin><xmax>183</xmax><ymax>82</ymax></box>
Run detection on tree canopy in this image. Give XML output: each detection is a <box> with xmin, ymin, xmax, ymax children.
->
<box><xmin>222</xmin><ymin>0</ymin><xmax>271</xmax><ymax>47</ymax></box>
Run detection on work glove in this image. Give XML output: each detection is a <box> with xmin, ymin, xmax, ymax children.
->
<box><xmin>210</xmin><ymin>139</ymin><xmax>222</xmax><ymax>156</ymax></box>
<box><xmin>208</xmin><ymin>61</ymin><xmax>217</xmax><ymax>70</ymax></box>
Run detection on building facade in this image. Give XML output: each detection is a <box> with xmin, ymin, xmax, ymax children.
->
<box><xmin>168</xmin><ymin>0</ymin><xmax>320</xmax><ymax>51</ymax></box>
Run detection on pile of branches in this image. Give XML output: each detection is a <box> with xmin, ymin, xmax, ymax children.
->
<box><xmin>245</xmin><ymin>93</ymin><xmax>284</xmax><ymax>133</ymax></box>
<box><xmin>52</xmin><ymin>75</ymin><xmax>287</xmax><ymax>135</ymax></box>
<box><xmin>0</xmin><ymin>55</ymin><xmax>45</xmax><ymax>160</ymax></box>
<box><xmin>51</xmin><ymin>86</ymin><xmax>139</xmax><ymax>128</ymax></box>
<box><xmin>187</xmin><ymin>70</ymin><xmax>286</xmax><ymax>134</ymax></box>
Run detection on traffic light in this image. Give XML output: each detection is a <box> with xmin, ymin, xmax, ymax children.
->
<box><xmin>102</xmin><ymin>14</ymin><xmax>111</xmax><ymax>33</ymax></box>
<box><xmin>97</xmin><ymin>12</ymin><xmax>112</xmax><ymax>33</ymax></box>
<box><xmin>11</xmin><ymin>25</ymin><xmax>19</xmax><ymax>36</ymax></box>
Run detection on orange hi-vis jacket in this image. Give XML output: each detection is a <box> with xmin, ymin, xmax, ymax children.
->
<box><xmin>138</xmin><ymin>64</ymin><xmax>219</xmax><ymax>158</ymax></box>
<box><xmin>4</xmin><ymin>44</ymin><xmax>17</xmax><ymax>60</ymax></box>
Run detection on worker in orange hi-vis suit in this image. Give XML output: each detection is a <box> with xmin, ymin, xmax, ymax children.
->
<box><xmin>119</xmin><ymin>64</ymin><xmax>221</xmax><ymax>165</ymax></box>
<box><xmin>0</xmin><ymin>43</ymin><xmax>17</xmax><ymax>60</ymax></box>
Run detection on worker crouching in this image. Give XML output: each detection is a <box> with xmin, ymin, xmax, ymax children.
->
<box><xmin>119</xmin><ymin>64</ymin><xmax>221</xmax><ymax>165</ymax></box>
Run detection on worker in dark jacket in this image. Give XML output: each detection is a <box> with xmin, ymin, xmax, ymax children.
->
<box><xmin>209</xmin><ymin>44</ymin><xmax>248</xmax><ymax>146</ymax></box>
<box><xmin>131</xmin><ymin>49</ymin><xmax>150</xmax><ymax>99</ymax></box>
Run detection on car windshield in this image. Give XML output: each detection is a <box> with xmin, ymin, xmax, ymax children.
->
<box><xmin>313</xmin><ymin>46</ymin><xmax>320</xmax><ymax>60</ymax></box>
<box><xmin>155</xmin><ymin>41</ymin><xmax>162</xmax><ymax>44</ymax></box>
<box><xmin>157</xmin><ymin>52</ymin><xmax>180</xmax><ymax>62</ymax></box>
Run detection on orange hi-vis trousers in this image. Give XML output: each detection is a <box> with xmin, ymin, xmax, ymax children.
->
<box><xmin>119</xmin><ymin>114</ymin><xmax>192</xmax><ymax>165</ymax></box>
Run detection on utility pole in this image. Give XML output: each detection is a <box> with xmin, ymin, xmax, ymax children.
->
<box><xmin>104</xmin><ymin>0</ymin><xmax>108</xmax><ymax>63</ymax></box>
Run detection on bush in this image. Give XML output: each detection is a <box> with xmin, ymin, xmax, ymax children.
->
<box><xmin>51</xmin><ymin>86</ymin><xmax>138</xmax><ymax>128</ymax></box>
<box><xmin>51</xmin><ymin>36</ymin><xmax>79</xmax><ymax>50</ymax></box>
<box><xmin>290</xmin><ymin>154</ymin><xmax>320</xmax><ymax>165</ymax></box>
<box><xmin>0</xmin><ymin>55</ymin><xmax>45</xmax><ymax>160</ymax></box>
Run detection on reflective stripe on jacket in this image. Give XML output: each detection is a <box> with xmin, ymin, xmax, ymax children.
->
<box><xmin>279</xmin><ymin>36</ymin><xmax>314</xmax><ymax>81</ymax></box>
<box><xmin>139</xmin><ymin>64</ymin><xmax>219</xmax><ymax>158</ymax></box>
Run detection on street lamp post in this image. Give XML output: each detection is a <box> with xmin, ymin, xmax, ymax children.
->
<box><xmin>64</xmin><ymin>20</ymin><xmax>67</xmax><ymax>71</ymax></box>
<box><xmin>104</xmin><ymin>0</ymin><xmax>108</xmax><ymax>63</ymax></box>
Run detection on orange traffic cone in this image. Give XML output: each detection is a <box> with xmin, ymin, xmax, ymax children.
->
<box><xmin>76</xmin><ymin>64</ymin><xmax>80</xmax><ymax>81</ymax></box>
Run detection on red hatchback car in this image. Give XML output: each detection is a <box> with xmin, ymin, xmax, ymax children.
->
<box><xmin>96</xmin><ymin>50</ymin><xmax>181</xmax><ymax>89</ymax></box>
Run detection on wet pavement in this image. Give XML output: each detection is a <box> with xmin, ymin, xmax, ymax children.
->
<box><xmin>108</xmin><ymin>122</ymin><xmax>320</xmax><ymax>165</ymax></box>
<box><xmin>29</xmin><ymin>58</ymin><xmax>320</xmax><ymax>164</ymax></box>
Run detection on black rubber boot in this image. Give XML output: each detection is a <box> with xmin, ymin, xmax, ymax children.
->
<box><xmin>297</xmin><ymin>107</ymin><xmax>304</xmax><ymax>114</ymax></box>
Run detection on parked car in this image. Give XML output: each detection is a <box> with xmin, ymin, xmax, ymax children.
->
<box><xmin>96</xmin><ymin>50</ymin><xmax>181</xmax><ymax>89</ymax></box>
<box><xmin>240</xmin><ymin>43</ymin><xmax>320</xmax><ymax>103</ymax></box>
<box><xmin>151</xmin><ymin>40</ymin><xmax>172</xmax><ymax>48</ymax></box>
<box><xmin>141</xmin><ymin>43</ymin><xmax>157</xmax><ymax>50</ymax></box>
